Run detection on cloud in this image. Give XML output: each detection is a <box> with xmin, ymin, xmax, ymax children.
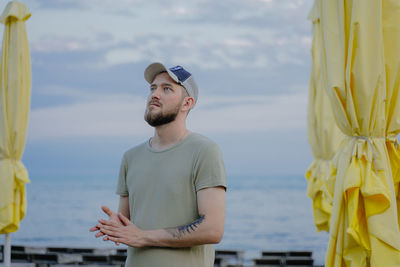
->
<box><xmin>29</xmin><ymin>41</ymin><xmax>310</xmax><ymax>110</ymax></box>
<box><xmin>22</xmin><ymin>0</ymin><xmax>312</xmax><ymax>119</ymax></box>
<box><xmin>35</xmin><ymin>85</ymin><xmax>101</xmax><ymax>99</ymax></box>
<box><xmin>104</xmin><ymin>48</ymin><xmax>145</xmax><ymax>66</ymax></box>
<box><xmin>30</xmin><ymin>50</ymin><xmax>148</xmax><ymax>104</ymax></box>
<box><xmin>30</xmin><ymin>29</ymin><xmax>116</xmax><ymax>53</ymax></box>
<box><xmin>27</xmin><ymin>91</ymin><xmax>307</xmax><ymax>140</ymax></box>
<box><xmin>31</xmin><ymin>0</ymin><xmax>85</xmax><ymax>10</ymax></box>
<box><xmin>29</xmin><ymin>0</ymin><xmax>142</xmax><ymax>10</ymax></box>
<box><xmin>100</xmin><ymin>30</ymin><xmax>309</xmax><ymax>71</ymax></box>
<box><xmin>22</xmin><ymin>0</ymin><xmax>312</xmax><ymax>69</ymax></box>
<box><xmin>30</xmin><ymin>31</ymin><xmax>309</xmax><ymax>74</ymax></box>
<box><xmin>31</xmin><ymin>36</ymin><xmax>91</xmax><ymax>52</ymax></box>
<box><xmin>170</xmin><ymin>0</ymin><xmax>312</xmax><ymax>31</ymax></box>
<box><xmin>162</xmin><ymin>6</ymin><xmax>192</xmax><ymax>16</ymax></box>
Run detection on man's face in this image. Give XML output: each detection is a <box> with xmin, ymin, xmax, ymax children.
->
<box><xmin>144</xmin><ymin>72</ymin><xmax>186</xmax><ymax>127</ymax></box>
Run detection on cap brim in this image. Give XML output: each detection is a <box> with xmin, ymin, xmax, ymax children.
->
<box><xmin>144</xmin><ymin>62</ymin><xmax>181</xmax><ymax>85</ymax></box>
<box><xmin>144</xmin><ymin>63</ymin><xmax>167</xmax><ymax>84</ymax></box>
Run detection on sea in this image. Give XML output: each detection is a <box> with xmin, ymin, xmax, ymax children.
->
<box><xmin>1</xmin><ymin>174</ymin><xmax>329</xmax><ymax>265</ymax></box>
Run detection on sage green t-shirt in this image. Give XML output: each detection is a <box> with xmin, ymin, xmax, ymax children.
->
<box><xmin>116</xmin><ymin>132</ymin><xmax>227</xmax><ymax>267</ymax></box>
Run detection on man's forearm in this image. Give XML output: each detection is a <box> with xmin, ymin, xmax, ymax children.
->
<box><xmin>99</xmin><ymin>188</ymin><xmax>226</xmax><ymax>248</ymax></box>
<box><xmin>166</xmin><ymin>215</ymin><xmax>205</xmax><ymax>239</ymax></box>
<box><xmin>144</xmin><ymin>214</ymin><xmax>223</xmax><ymax>247</ymax></box>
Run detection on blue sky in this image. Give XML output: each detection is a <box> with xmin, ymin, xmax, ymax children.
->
<box><xmin>1</xmin><ymin>0</ymin><xmax>314</xmax><ymax>180</ymax></box>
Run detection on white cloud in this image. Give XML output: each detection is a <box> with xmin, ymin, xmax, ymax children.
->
<box><xmin>222</xmin><ymin>38</ymin><xmax>255</xmax><ymax>48</ymax></box>
<box><xmin>32</xmin><ymin>38</ymin><xmax>89</xmax><ymax>52</ymax></box>
<box><xmin>17</xmin><ymin>0</ymin><xmax>312</xmax><ymax>72</ymax></box>
<box><xmin>27</xmin><ymin>92</ymin><xmax>307</xmax><ymax>140</ymax></box>
<box><xmin>162</xmin><ymin>6</ymin><xmax>191</xmax><ymax>15</ymax></box>
<box><xmin>104</xmin><ymin>48</ymin><xmax>145</xmax><ymax>66</ymax></box>
<box><xmin>98</xmin><ymin>31</ymin><xmax>309</xmax><ymax>70</ymax></box>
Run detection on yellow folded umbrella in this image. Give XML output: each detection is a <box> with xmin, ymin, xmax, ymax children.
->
<box><xmin>306</xmin><ymin>0</ymin><xmax>344</xmax><ymax>233</ymax></box>
<box><xmin>0</xmin><ymin>1</ymin><xmax>31</xmax><ymax>234</ymax></box>
<box><xmin>382</xmin><ymin>0</ymin><xmax>400</xmax><ymax>236</ymax></box>
<box><xmin>314</xmin><ymin>0</ymin><xmax>400</xmax><ymax>265</ymax></box>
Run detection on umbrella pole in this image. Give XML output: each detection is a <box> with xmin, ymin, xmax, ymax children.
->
<box><xmin>4</xmin><ymin>233</ymin><xmax>11</xmax><ymax>267</ymax></box>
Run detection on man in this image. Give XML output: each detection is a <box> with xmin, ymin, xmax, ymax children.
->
<box><xmin>90</xmin><ymin>62</ymin><xmax>227</xmax><ymax>267</ymax></box>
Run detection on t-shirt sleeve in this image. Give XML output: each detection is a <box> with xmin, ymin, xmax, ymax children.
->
<box><xmin>116</xmin><ymin>154</ymin><xmax>129</xmax><ymax>196</ymax></box>
<box><xmin>194</xmin><ymin>142</ymin><xmax>227</xmax><ymax>192</ymax></box>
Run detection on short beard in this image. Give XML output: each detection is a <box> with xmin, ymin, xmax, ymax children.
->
<box><xmin>144</xmin><ymin>104</ymin><xmax>180</xmax><ymax>127</ymax></box>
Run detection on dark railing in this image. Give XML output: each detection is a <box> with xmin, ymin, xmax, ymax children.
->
<box><xmin>0</xmin><ymin>245</ymin><xmax>322</xmax><ymax>267</ymax></box>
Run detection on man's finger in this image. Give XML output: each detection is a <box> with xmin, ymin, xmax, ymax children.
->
<box><xmin>98</xmin><ymin>219</ymin><xmax>115</xmax><ymax>226</ymax></box>
<box><xmin>95</xmin><ymin>231</ymin><xmax>105</xmax><ymax>238</ymax></box>
<box><xmin>89</xmin><ymin>226</ymin><xmax>99</xmax><ymax>232</ymax></box>
<box><xmin>101</xmin><ymin>227</ymin><xmax>117</xmax><ymax>237</ymax></box>
<box><xmin>118</xmin><ymin>213</ymin><xmax>131</xmax><ymax>226</ymax></box>
<box><xmin>107</xmin><ymin>236</ymin><xmax>122</xmax><ymax>244</ymax></box>
<box><xmin>101</xmin><ymin>206</ymin><xmax>114</xmax><ymax>217</ymax></box>
<box><xmin>101</xmin><ymin>225</ymin><xmax>112</xmax><ymax>231</ymax></box>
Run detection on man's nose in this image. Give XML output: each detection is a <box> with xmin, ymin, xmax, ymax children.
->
<box><xmin>150</xmin><ymin>87</ymin><xmax>161</xmax><ymax>99</ymax></box>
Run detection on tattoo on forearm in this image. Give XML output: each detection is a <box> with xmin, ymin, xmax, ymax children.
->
<box><xmin>166</xmin><ymin>215</ymin><xmax>205</xmax><ymax>239</ymax></box>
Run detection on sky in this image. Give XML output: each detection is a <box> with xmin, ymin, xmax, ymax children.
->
<box><xmin>1</xmin><ymin>0</ymin><xmax>315</xmax><ymax>180</ymax></box>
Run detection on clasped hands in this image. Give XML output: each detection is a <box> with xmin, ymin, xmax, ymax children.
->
<box><xmin>89</xmin><ymin>206</ymin><xmax>147</xmax><ymax>248</ymax></box>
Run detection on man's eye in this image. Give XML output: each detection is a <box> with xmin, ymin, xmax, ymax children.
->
<box><xmin>164</xmin><ymin>87</ymin><xmax>171</xmax><ymax>91</ymax></box>
<box><xmin>150</xmin><ymin>87</ymin><xmax>156</xmax><ymax>91</ymax></box>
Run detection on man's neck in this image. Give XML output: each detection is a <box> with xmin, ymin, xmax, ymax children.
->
<box><xmin>150</xmin><ymin>120</ymin><xmax>189</xmax><ymax>150</ymax></box>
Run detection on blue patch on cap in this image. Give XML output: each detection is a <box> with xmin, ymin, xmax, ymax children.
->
<box><xmin>169</xmin><ymin>65</ymin><xmax>191</xmax><ymax>83</ymax></box>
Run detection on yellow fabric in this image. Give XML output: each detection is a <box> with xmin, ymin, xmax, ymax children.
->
<box><xmin>316</xmin><ymin>0</ymin><xmax>400</xmax><ymax>266</ymax></box>
<box><xmin>0</xmin><ymin>1</ymin><xmax>31</xmax><ymax>234</ymax></box>
<box><xmin>386</xmin><ymin>141</ymin><xmax>400</xmax><ymax>229</ymax></box>
<box><xmin>383</xmin><ymin>0</ymin><xmax>400</xmax><ymax>236</ymax></box>
<box><xmin>306</xmin><ymin>0</ymin><xmax>344</xmax><ymax>232</ymax></box>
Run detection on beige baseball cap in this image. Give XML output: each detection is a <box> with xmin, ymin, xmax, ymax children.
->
<box><xmin>144</xmin><ymin>62</ymin><xmax>199</xmax><ymax>106</ymax></box>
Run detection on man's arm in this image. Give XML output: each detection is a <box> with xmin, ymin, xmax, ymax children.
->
<box><xmin>98</xmin><ymin>186</ymin><xmax>226</xmax><ymax>248</ymax></box>
<box><xmin>118</xmin><ymin>196</ymin><xmax>130</xmax><ymax>219</ymax></box>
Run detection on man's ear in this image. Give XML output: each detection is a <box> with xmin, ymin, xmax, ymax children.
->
<box><xmin>181</xmin><ymin>97</ymin><xmax>195</xmax><ymax>112</ymax></box>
